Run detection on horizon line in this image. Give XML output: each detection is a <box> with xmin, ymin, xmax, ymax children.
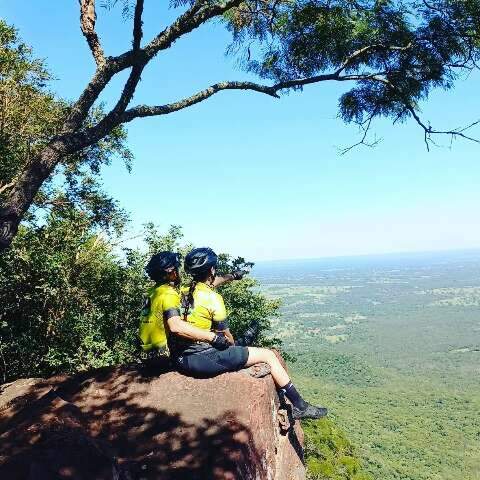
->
<box><xmin>252</xmin><ymin>246</ymin><xmax>480</xmax><ymax>264</ymax></box>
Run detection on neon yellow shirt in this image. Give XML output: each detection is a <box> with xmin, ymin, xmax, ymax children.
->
<box><xmin>181</xmin><ymin>282</ymin><xmax>227</xmax><ymax>331</ymax></box>
<box><xmin>139</xmin><ymin>283</ymin><xmax>180</xmax><ymax>352</ymax></box>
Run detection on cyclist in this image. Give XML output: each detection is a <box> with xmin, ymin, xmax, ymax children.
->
<box><xmin>166</xmin><ymin>247</ymin><xmax>328</xmax><ymax>420</ymax></box>
<box><xmin>139</xmin><ymin>251</ymin><xmax>182</xmax><ymax>354</ymax></box>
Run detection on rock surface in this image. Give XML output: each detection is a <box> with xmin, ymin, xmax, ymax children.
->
<box><xmin>0</xmin><ymin>359</ymin><xmax>305</xmax><ymax>480</ymax></box>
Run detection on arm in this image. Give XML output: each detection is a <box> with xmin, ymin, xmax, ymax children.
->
<box><xmin>213</xmin><ymin>274</ymin><xmax>234</xmax><ymax>288</ymax></box>
<box><xmin>167</xmin><ymin>315</ymin><xmax>215</xmax><ymax>343</ymax></box>
<box><xmin>211</xmin><ymin>310</ymin><xmax>234</xmax><ymax>345</ymax></box>
<box><xmin>211</xmin><ymin>318</ymin><xmax>234</xmax><ymax>344</ymax></box>
<box><xmin>213</xmin><ymin>268</ymin><xmax>250</xmax><ymax>288</ymax></box>
<box><xmin>211</xmin><ymin>292</ymin><xmax>235</xmax><ymax>345</ymax></box>
<box><xmin>221</xmin><ymin>328</ymin><xmax>235</xmax><ymax>345</ymax></box>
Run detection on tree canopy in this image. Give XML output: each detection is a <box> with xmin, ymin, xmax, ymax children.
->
<box><xmin>1</xmin><ymin>1</ymin><xmax>480</xmax><ymax>250</ymax></box>
<box><xmin>0</xmin><ymin>20</ymin><xmax>132</xmax><ymax>233</ymax></box>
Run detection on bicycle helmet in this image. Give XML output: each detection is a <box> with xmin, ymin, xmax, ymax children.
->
<box><xmin>145</xmin><ymin>251</ymin><xmax>181</xmax><ymax>282</ymax></box>
<box><xmin>184</xmin><ymin>247</ymin><xmax>218</xmax><ymax>278</ymax></box>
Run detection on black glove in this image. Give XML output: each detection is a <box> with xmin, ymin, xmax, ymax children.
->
<box><xmin>211</xmin><ymin>333</ymin><xmax>230</xmax><ymax>350</ymax></box>
<box><xmin>235</xmin><ymin>320</ymin><xmax>261</xmax><ymax>347</ymax></box>
<box><xmin>231</xmin><ymin>269</ymin><xmax>248</xmax><ymax>280</ymax></box>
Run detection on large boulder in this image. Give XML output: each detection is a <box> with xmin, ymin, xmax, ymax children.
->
<box><xmin>0</xmin><ymin>360</ymin><xmax>305</xmax><ymax>480</ymax></box>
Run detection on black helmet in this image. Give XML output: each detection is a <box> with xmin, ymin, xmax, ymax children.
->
<box><xmin>184</xmin><ymin>247</ymin><xmax>218</xmax><ymax>278</ymax></box>
<box><xmin>145</xmin><ymin>251</ymin><xmax>181</xmax><ymax>282</ymax></box>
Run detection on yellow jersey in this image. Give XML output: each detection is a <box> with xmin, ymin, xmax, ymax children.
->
<box><xmin>169</xmin><ymin>282</ymin><xmax>228</xmax><ymax>355</ymax></box>
<box><xmin>181</xmin><ymin>282</ymin><xmax>227</xmax><ymax>330</ymax></box>
<box><xmin>139</xmin><ymin>283</ymin><xmax>180</xmax><ymax>352</ymax></box>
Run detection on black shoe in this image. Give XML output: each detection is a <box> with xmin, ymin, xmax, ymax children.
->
<box><xmin>292</xmin><ymin>403</ymin><xmax>328</xmax><ymax>420</ymax></box>
<box><xmin>235</xmin><ymin>320</ymin><xmax>261</xmax><ymax>347</ymax></box>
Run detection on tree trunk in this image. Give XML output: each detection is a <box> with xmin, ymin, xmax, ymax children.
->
<box><xmin>0</xmin><ymin>141</ymin><xmax>67</xmax><ymax>252</ymax></box>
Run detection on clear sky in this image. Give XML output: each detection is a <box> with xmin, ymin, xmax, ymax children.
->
<box><xmin>3</xmin><ymin>2</ymin><xmax>480</xmax><ymax>261</ymax></box>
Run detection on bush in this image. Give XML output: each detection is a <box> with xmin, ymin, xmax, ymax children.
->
<box><xmin>0</xmin><ymin>215</ymin><xmax>281</xmax><ymax>382</ymax></box>
<box><xmin>304</xmin><ymin>418</ymin><xmax>373</xmax><ymax>480</ymax></box>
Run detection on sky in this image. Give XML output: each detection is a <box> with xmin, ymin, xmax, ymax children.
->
<box><xmin>3</xmin><ymin>1</ymin><xmax>480</xmax><ymax>261</ymax></box>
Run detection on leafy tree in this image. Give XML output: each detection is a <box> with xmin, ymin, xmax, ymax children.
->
<box><xmin>0</xmin><ymin>20</ymin><xmax>132</xmax><ymax>235</ymax></box>
<box><xmin>0</xmin><ymin>26</ymin><xmax>281</xmax><ymax>381</ymax></box>
<box><xmin>0</xmin><ymin>207</ymin><xmax>135</xmax><ymax>382</ymax></box>
<box><xmin>0</xmin><ymin>218</ymin><xmax>281</xmax><ymax>382</ymax></box>
<box><xmin>1</xmin><ymin>1</ymin><xmax>480</xmax><ymax>250</ymax></box>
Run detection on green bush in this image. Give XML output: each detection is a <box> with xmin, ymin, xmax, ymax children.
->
<box><xmin>0</xmin><ymin>214</ymin><xmax>283</xmax><ymax>382</ymax></box>
<box><xmin>304</xmin><ymin>419</ymin><xmax>373</xmax><ymax>480</ymax></box>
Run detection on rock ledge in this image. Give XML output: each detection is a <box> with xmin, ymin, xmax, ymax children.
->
<box><xmin>0</xmin><ymin>361</ymin><xmax>305</xmax><ymax>480</ymax></box>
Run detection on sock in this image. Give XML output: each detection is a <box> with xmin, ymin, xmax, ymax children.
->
<box><xmin>279</xmin><ymin>381</ymin><xmax>307</xmax><ymax>410</ymax></box>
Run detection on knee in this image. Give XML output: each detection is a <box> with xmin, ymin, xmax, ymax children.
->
<box><xmin>260</xmin><ymin>348</ymin><xmax>277</xmax><ymax>364</ymax></box>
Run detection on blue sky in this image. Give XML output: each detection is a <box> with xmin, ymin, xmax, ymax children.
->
<box><xmin>3</xmin><ymin>2</ymin><xmax>480</xmax><ymax>260</ymax></box>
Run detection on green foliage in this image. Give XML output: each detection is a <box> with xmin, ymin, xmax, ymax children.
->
<box><xmin>303</xmin><ymin>418</ymin><xmax>372</xmax><ymax>480</ymax></box>
<box><xmin>217</xmin><ymin>254</ymin><xmax>284</xmax><ymax>351</ymax></box>
<box><xmin>0</xmin><ymin>23</ymin><xmax>156</xmax><ymax>373</ymax></box>
<box><xmin>0</xmin><ymin>20</ymin><xmax>61</xmax><ymax>187</ymax></box>
<box><xmin>0</xmin><ymin>208</ymin><xmax>140</xmax><ymax>381</ymax></box>
<box><xmin>0</xmin><ymin>19</ymin><xmax>132</xmax><ymax>230</ymax></box>
<box><xmin>0</xmin><ymin>218</ymin><xmax>282</xmax><ymax>382</ymax></box>
<box><xmin>103</xmin><ymin>0</ymin><xmax>480</xmax><ymax>135</ymax></box>
<box><xmin>262</xmin><ymin>257</ymin><xmax>480</xmax><ymax>480</ymax></box>
<box><xmin>296</xmin><ymin>351</ymin><xmax>380</xmax><ymax>387</ymax></box>
<box><xmin>224</xmin><ymin>0</ymin><xmax>480</xmax><ymax>129</ymax></box>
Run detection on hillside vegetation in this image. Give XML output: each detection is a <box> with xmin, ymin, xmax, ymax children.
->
<box><xmin>256</xmin><ymin>253</ymin><xmax>480</xmax><ymax>480</ymax></box>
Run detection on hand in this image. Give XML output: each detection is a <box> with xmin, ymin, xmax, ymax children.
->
<box><xmin>211</xmin><ymin>333</ymin><xmax>230</xmax><ymax>350</ymax></box>
<box><xmin>235</xmin><ymin>319</ymin><xmax>260</xmax><ymax>347</ymax></box>
<box><xmin>231</xmin><ymin>269</ymin><xmax>249</xmax><ymax>280</ymax></box>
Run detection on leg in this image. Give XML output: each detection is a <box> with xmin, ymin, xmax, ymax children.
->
<box><xmin>176</xmin><ymin>346</ymin><xmax>249</xmax><ymax>378</ymax></box>
<box><xmin>245</xmin><ymin>347</ymin><xmax>290</xmax><ymax>387</ymax></box>
<box><xmin>245</xmin><ymin>347</ymin><xmax>328</xmax><ymax>420</ymax></box>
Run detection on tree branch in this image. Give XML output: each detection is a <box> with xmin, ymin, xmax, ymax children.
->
<box><xmin>339</xmin><ymin>110</ymin><xmax>382</xmax><ymax>155</ymax></box>
<box><xmin>404</xmin><ymin>103</ymin><xmax>480</xmax><ymax>151</ymax></box>
<box><xmin>64</xmin><ymin>0</ymin><xmax>242</xmax><ymax>134</ymax></box>
<box><xmin>120</xmin><ymin>74</ymin><xmax>345</xmax><ymax>122</ymax></box>
<box><xmin>132</xmin><ymin>0</ymin><xmax>144</xmax><ymax>51</ymax></box>
<box><xmin>144</xmin><ymin>0</ymin><xmax>243</xmax><ymax>59</ymax></box>
<box><xmin>85</xmin><ymin>0</ymin><xmax>148</xmax><ymax>140</ymax></box>
<box><xmin>118</xmin><ymin>69</ymin><xmax>479</xmax><ymax>153</ymax></box>
<box><xmin>79</xmin><ymin>0</ymin><xmax>106</xmax><ymax>66</ymax></box>
<box><xmin>335</xmin><ymin>42</ymin><xmax>414</xmax><ymax>75</ymax></box>
<box><xmin>362</xmin><ymin>75</ymin><xmax>480</xmax><ymax>150</ymax></box>
<box><xmin>116</xmin><ymin>42</ymin><xmax>413</xmax><ymax>125</ymax></box>
<box><xmin>121</xmin><ymin>81</ymin><xmax>280</xmax><ymax>121</ymax></box>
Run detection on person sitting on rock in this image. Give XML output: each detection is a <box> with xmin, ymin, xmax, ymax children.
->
<box><xmin>139</xmin><ymin>250</ymin><xmax>250</xmax><ymax>355</ymax></box>
<box><xmin>139</xmin><ymin>251</ymin><xmax>182</xmax><ymax>355</ymax></box>
<box><xmin>166</xmin><ymin>247</ymin><xmax>328</xmax><ymax>420</ymax></box>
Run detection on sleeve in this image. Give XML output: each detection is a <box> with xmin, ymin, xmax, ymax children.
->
<box><xmin>211</xmin><ymin>293</ymin><xmax>229</xmax><ymax>331</ymax></box>
<box><xmin>162</xmin><ymin>292</ymin><xmax>181</xmax><ymax>319</ymax></box>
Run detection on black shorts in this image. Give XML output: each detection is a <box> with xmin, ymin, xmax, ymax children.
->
<box><xmin>174</xmin><ymin>346</ymin><xmax>249</xmax><ymax>378</ymax></box>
